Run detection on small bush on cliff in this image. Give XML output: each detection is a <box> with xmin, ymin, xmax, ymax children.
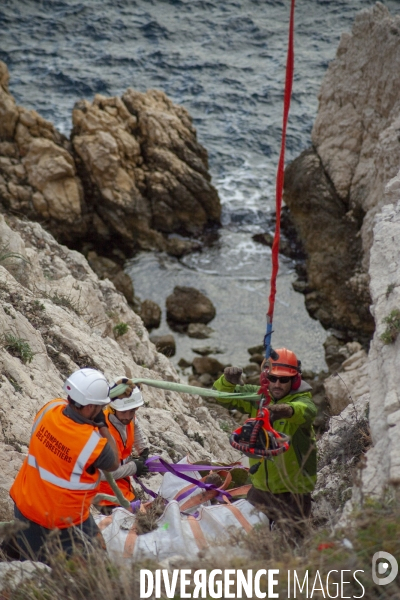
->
<box><xmin>113</xmin><ymin>322</ymin><xmax>129</xmax><ymax>338</ymax></box>
<box><xmin>3</xmin><ymin>333</ymin><xmax>34</xmax><ymax>364</ymax></box>
<box><xmin>380</xmin><ymin>309</ymin><xmax>400</xmax><ymax>344</ymax></box>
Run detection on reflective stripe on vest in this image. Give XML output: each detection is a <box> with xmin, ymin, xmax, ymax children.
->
<box><xmin>27</xmin><ymin>429</ymin><xmax>101</xmax><ymax>491</ymax></box>
<box><xmin>31</xmin><ymin>399</ymin><xmax>67</xmax><ymax>437</ymax></box>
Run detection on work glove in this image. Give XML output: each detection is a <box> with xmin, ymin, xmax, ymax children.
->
<box><xmin>268</xmin><ymin>404</ymin><xmax>294</xmax><ymax>422</ymax></box>
<box><xmin>92</xmin><ymin>409</ymin><xmax>107</xmax><ymax>428</ymax></box>
<box><xmin>224</xmin><ymin>367</ymin><xmax>244</xmax><ymax>386</ymax></box>
<box><xmin>133</xmin><ymin>458</ymin><xmax>149</xmax><ymax>477</ymax></box>
<box><xmin>139</xmin><ymin>448</ymin><xmax>150</xmax><ymax>460</ymax></box>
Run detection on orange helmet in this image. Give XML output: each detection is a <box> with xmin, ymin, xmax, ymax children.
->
<box><xmin>267</xmin><ymin>348</ymin><xmax>301</xmax><ymax>377</ymax></box>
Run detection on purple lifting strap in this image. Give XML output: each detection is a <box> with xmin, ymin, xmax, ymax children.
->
<box><xmin>155</xmin><ymin>457</ymin><xmax>234</xmax><ymax>503</ymax></box>
<box><xmin>133</xmin><ymin>456</ymin><xmax>246</xmax><ymax>504</ymax></box>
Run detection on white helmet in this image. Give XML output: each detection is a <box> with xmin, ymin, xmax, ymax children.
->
<box><xmin>63</xmin><ymin>368</ymin><xmax>110</xmax><ymax>406</ymax></box>
<box><xmin>109</xmin><ymin>377</ymin><xmax>144</xmax><ymax>412</ymax></box>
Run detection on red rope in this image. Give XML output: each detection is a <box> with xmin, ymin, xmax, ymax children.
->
<box><xmin>267</xmin><ymin>0</ymin><xmax>296</xmax><ymax>322</ymax></box>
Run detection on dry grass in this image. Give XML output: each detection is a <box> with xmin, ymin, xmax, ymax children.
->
<box><xmin>0</xmin><ymin>494</ymin><xmax>399</xmax><ymax>599</ymax></box>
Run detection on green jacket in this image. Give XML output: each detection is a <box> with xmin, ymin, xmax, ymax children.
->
<box><xmin>213</xmin><ymin>375</ymin><xmax>317</xmax><ymax>494</ymax></box>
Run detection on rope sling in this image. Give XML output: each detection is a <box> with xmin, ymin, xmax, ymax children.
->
<box><xmin>97</xmin><ymin>0</ymin><xmax>297</xmax><ymax>508</ymax></box>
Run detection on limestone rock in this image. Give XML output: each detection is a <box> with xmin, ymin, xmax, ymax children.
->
<box><xmin>0</xmin><ymin>61</ymin><xmax>83</xmax><ymax>240</ymax></box>
<box><xmin>0</xmin><ymin>62</ymin><xmax>220</xmax><ymax>257</ymax></box>
<box><xmin>285</xmin><ymin>4</ymin><xmax>400</xmax><ymax>340</ymax></box>
<box><xmin>322</xmin><ymin>177</ymin><xmax>400</xmax><ymax>513</ymax></box>
<box><xmin>324</xmin><ymin>349</ymin><xmax>368</xmax><ymax>416</ymax></box>
<box><xmin>71</xmin><ymin>90</ymin><xmax>221</xmax><ymax>252</ymax></box>
<box><xmin>166</xmin><ymin>286</ymin><xmax>216</xmax><ymax>326</ymax></box>
<box><xmin>86</xmin><ymin>251</ymin><xmax>134</xmax><ymax>304</ymax></box>
<box><xmin>0</xmin><ymin>214</ymin><xmax>239</xmax><ymax>519</ymax></box>
<box><xmin>362</xmin><ymin>192</ymin><xmax>400</xmax><ymax>492</ymax></box>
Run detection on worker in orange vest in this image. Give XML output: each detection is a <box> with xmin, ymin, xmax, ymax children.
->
<box><xmin>8</xmin><ymin>368</ymin><xmax>119</xmax><ymax>560</ymax></box>
<box><xmin>97</xmin><ymin>377</ymin><xmax>149</xmax><ymax>514</ymax></box>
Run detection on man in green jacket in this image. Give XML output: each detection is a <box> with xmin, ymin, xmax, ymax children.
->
<box><xmin>213</xmin><ymin>348</ymin><xmax>317</xmax><ymax>528</ymax></box>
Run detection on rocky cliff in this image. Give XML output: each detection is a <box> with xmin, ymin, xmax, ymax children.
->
<box><xmin>314</xmin><ymin>176</ymin><xmax>400</xmax><ymax>520</ymax></box>
<box><xmin>294</xmin><ymin>3</ymin><xmax>400</xmax><ymax>519</ymax></box>
<box><xmin>284</xmin><ymin>3</ymin><xmax>400</xmax><ymax>342</ymax></box>
<box><xmin>0</xmin><ymin>62</ymin><xmax>220</xmax><ymax>259</ymax></box>
<box><xmin>0</xmin><ymin>213</ymin><xmax>238</xmax><ymax>520</ymax></box>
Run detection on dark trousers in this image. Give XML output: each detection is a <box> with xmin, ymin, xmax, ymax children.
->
<box><xmin>4</xmin><ymin>505</ymin><xmax>104</xmax><ymax>562</ymax></box>
<box><xmin>247</xmin><ymin>486</ymin><xmax>312</xmax><ymax>532</ymax></box>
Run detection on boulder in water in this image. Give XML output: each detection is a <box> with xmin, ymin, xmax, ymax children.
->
<box><xmin>166</xmin><ymin>286</ymin><xmax>216</xmax><ymax>326</ymax></box>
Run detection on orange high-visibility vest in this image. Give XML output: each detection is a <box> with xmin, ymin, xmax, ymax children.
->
<box><xmin>98</xmin><ymin>410</ymin><xmax>135</xmax><ymax>505</ymax></box>
<box><xmin>10</xmin><ymin>399</ymin><xmax>107</xmax><ymax>528</ymax></box>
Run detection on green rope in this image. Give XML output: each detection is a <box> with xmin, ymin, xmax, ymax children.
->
<box><xmin>109</xmin><ymin>383</ymin><xmax>130</xmax><ymax>399</ymax></box>
<box><xmin>101</xmin><ymin>471</ymin><xmax>131</xmax><ymax>510</ymax></box>
<box><xmin>130</xmin><ymin>378</ymin><xmax>262</xmax><ymax>402</ymax></box>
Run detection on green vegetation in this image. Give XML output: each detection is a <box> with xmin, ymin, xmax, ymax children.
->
<box><xmin>32</xmin><ymin>299</ymin><xmax>45</xmax><ymax>312</ymax></box>
<box><xmin>113</xmin><ymin>322</ymin><xmax>129</xmax><ymax>338</ymax></box>
<box><xmin>385</xmin><ymin>283</ymin><xmax>396</xmax><ymax>298</ymax></box>
<box><xmin>4</xmin><ymin>334</ymin><xmax>34</xmax><ymax>364</ymax></box>
<box><xmin>219</xmin><ymin>421</ymin><xmax>232</xmax><ymax>433</ymax></box>
<box><xmin>0</xmin><ymin>243</ymin><xmax>30</xmax><ymax>266</ymax></box>
<box><xmin>8</xmin><ymin>376</ymin><xmax>23</xmax><ymax>393</ymax></box>
<box><xmin>380</xmin><ymin>308</ymin><xmax>400</xmax><ymax>344</ymax></box>
<box><xmin>48</xmin><ymin>291</ymin><xmax>82</xmax><ymax>315</ymax></box>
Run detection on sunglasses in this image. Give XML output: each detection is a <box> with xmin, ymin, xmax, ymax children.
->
<box><xmin>267</xmin><ymin>375</ymin><xmax>292</xmax><ymax>384</ymax></box>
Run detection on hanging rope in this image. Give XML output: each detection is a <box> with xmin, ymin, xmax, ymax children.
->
<box><xmin>264</xmin><ymin>0</ymin><xmax>296</xmax><ymax>359</ymax></box>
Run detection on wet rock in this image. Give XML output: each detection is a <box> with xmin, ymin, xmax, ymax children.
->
<box><xmin>187</xmin><ymin>323</ymin><xmax>214</xmax><ymax>339</ymax></box>
<box><xmin>192</xmin><ymin>345</ymin><xmax>224</xmax><ymax>356</ymax></box>
<box><xmin>177</xmin><ymin>357</ymin><xmax>192</xmax><ymax>369</ymax></box>
<box><xmin>140</xmin><ymin>299</ymin><xmax>162</xmax><ymax>331</ymax></box>
<box><xmin>192</xmin><ymin>356</ymin><xmax>224</xmax><ymax>376</ymax></box>
<box><xmin>149</xmin><ymin>334</ymin><xmax>176</xmax><ymax>357</ymax></box>
<box><xmin>166</xmin><ymin>286</ymin><xmax>216</xmax><ymax>325</ymax></box>
<box><xmin>247</xmin><ymin>344</ymin><xmax>264</xmax><ymax>356</ymax></box>
<box><xmin>165</xmin><ymin>237</ymin><xmax>202</xmax><ymax>257</ymax></box>
<box><xmin>249</xmin><ymin>353</ymin><xmax>264</xmax><ymax>365</ymax></box>
<box><xmin>243</xmin><ymin>363</ymin><xmax>260</xmax><ymax>376</ymax></box>
<box><xmin>243</xmin><ymin>371</ymin><xmax>261</xmax><ymax>385</ymax></box>
<box><xmin>252</xmin><ymin>232</ymin><xmax>293</xmax><ymax>260</ymax></box>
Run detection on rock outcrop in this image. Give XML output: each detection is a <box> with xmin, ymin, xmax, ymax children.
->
<box><xmin>70</xmin><ymin>89</ymin><xmax>220</xmax><ymax>253</ymax></box>
<box><xmin>166</xmin><ymin>286</ymin><xmax>216</xmax><ymax>327</ymax></box>
<box><xmin>0</xmin><ymin>62</ymin><xmax>221</xmax><ymax>257</ymax></box>
<box><xmin>284</xmin><ymin>3</ymin><xmax>400</xmax><ymax>341</ymax></box>
<box><xmin>360</xmin><ymin>190</ymin><xmax>400</xmax><ymax>495</ymax></box>
<box><xmin>314</xmin><ymin>173</ymin><xmax>400</xmax><ymax>520</ymax></box>
<box><xmin>0</xmin><ymin>62</ymin><xmax>84</xmax><ymax>238</ymax></box>
<box><xmin>0</xmin><ymin>214</ymin><xmax>237</xmax><ymax>520</ymax></box>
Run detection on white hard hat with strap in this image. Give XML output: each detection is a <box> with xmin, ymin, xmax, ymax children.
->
<box><xmin>63</xmin><ymin>368</ymin><xmax>110</xmax><ymax>406</ymax></box>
